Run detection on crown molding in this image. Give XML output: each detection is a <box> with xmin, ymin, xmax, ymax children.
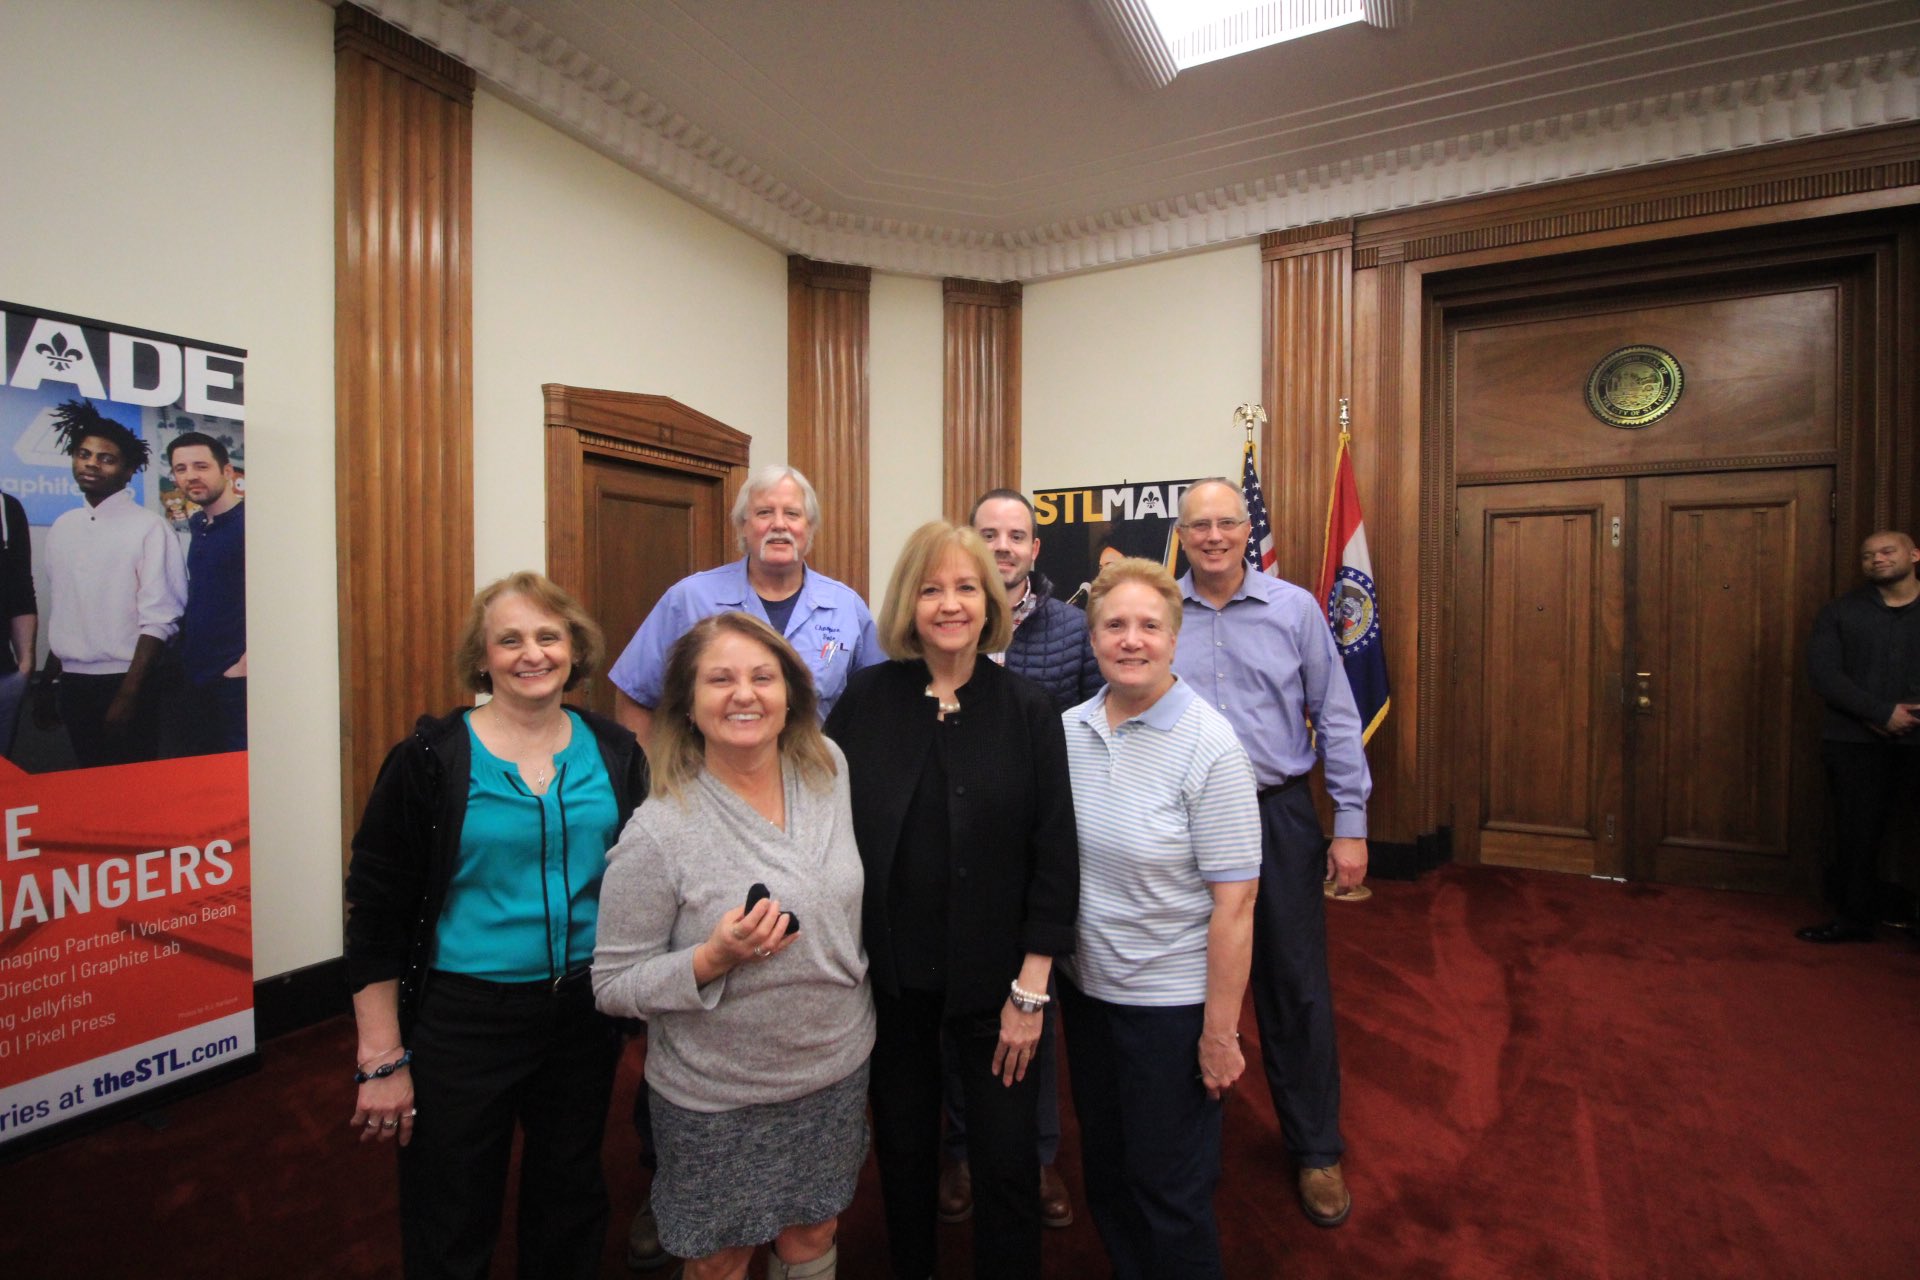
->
<box><xmin>348</xmin><ymin>2</ymin><xmax>1919</xmax><ymax>283</ymax></box>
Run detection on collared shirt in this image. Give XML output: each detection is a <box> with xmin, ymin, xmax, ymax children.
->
<box><xmin>45</xmin><ymin>488</ymin><xmax>187</xmax><ymax>674</ymax></box>
<box><xmin>1061</xmin><ymin>678</ymin><xmax>1260</xmax><ymax>1007</ymax></box>
<box><xmin>607</xmin><ymin>558</ymin><xmax>883</xmax><ymax>720</ymax></box>
<box><xmin>1173</xmin><ymin>568</ymin><xmax>1372</xmax><ymax>838</ymax></box>
<box><xmin>181</xmin><ymin>500</ymin><xmax>246</xmax><ymax>684</ymax></box>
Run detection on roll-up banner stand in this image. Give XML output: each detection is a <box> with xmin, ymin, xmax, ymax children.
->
<box><xmin>0</xmin><ymin>301</ymin><xmax>252</xmax><ymax>1153</ymax></box>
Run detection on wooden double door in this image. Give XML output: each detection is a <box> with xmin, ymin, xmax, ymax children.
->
<box><xmin>1454</xmin><ymin>468</ymin><xmax>1831</xmax><ymax>891</ymax></box>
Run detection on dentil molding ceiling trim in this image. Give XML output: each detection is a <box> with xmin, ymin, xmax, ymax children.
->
<box><xmin>349</xmin><ymin>0</ymin><xmax>1920</xmax><ymax>281</ymax></box>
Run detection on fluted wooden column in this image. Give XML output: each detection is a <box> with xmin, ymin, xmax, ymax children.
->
<box><xmin>335</xmin><ymin>4</ymin><xmax>474</xmax><ymax>854</ymax></box>
<box><xmin>1262</xmin><ymin>223</ymin><xmax>1353</xmax><ymax>587</ymax></box>
<box><xmin>787</xmin><ymin>256</ymin><xmax>871</xmax><ymax>596</ymax></box>
<box><xmin>943</xmin><ymin>279</ymin><xmax>1022</xmax><ymax>522</ymax></box>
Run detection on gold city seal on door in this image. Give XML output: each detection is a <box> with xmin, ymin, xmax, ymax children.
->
<box><xmin>1585</xmin><ymin>345</ymin><xmax>1684</xmax><ymax>428</ymax></box>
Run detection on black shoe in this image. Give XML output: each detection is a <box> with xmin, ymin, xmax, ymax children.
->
<box><xmin>1795</xmin><ymin>920</ymin><xmax>1873</xmax><ymax>944</ymax></box>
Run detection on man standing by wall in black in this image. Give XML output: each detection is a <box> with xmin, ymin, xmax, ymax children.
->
<box><xmin>1799</xmin><ymin>529</ymin><xmax>1920</xmax><ymax>943</ymax></box>
<box><xmin>168</xmin><ymin>431</ymin><xmax>247</xmax><ymax>753</ymax></box>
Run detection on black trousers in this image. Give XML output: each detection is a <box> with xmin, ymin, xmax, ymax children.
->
<box><xmin>1250</xmin><ymin>783</ymin><xmax>1344</xmax><ymax>1166</ymax></box>
<box><xmin>940</xmin><ymin>977</ymin><xmax>1062</xmax><ymax>1165</ymax></box>
<box><xmin>1821</xmin><ymin>740</ymin><xmax>1920</xmax><ymax>928</ymax></box>
<box><xmin>1060</xmin><ymin>980</ymin><xmax>1224</xmax><ymax>1280</ymax></box>
<box><xmin>870</xmin><ymin>986</ymin><xmax>1041</xmax><ymax>1280</ymax></box>
<box><xmin>398</xmin><ymin>970</ymin><xmax>622</xmax><ymax>1280</ymax></box>
<box><xmin>57</xmin><ymin>671</ymin><xmax>161</xmax><ymax>767</ymax></box>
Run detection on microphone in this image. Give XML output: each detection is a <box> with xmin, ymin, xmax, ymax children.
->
<box><xmin>1066</xmin><ymin>582</ymin><xmax>1092</xmax><ymax>607</ymax></box>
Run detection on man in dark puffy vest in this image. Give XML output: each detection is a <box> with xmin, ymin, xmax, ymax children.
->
<box><xmin>972</xmin><ymin>488</ymin><xmax>1103</xmax><ymax>713</ymax></box>
<box><xmin>925</xmin><ymin>489</ymin><xmax>1103</xmax><ymax>1233</ymax></box>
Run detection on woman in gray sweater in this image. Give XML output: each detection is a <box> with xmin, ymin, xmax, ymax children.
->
<box><xmin>594</xmin><ymin>612</ymin><xmax>873</xmax><ymax>1280</ymax></box>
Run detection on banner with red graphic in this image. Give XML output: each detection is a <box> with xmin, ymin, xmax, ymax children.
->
<box><xmin>0</xmin><ymin>302</ymin><xmax>251</xmax><ymax>1149</ymax></box>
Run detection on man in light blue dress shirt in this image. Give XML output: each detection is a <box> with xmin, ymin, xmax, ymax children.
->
<box><xmin>1170</xmin><ymin>477</ymin><xmax>1372</xmax><ymax>1229</ymax></box>
<box><xmin>608</xmin><ymin>464</ymin><xmax>883</xmax><ymax>744</ymax></box>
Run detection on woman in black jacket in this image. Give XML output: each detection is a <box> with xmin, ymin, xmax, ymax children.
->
<box><xmin>824</xmin><ymin>521</ymin><xmax>1078</xmax><ymax>1280</ymax></box>
<box><xmin>343</xmin><ymin>571</ymin><xmax>649</xmax><ymax>1280</ymax></box>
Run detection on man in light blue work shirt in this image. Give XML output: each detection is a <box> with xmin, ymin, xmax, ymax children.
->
<box><xmin>609</xmin><ymin>464</ymin><xmax>883</xmax><ymax>746</ymax></box>
<box><xmin>1170</xmin><ymin>477</ymin><xmax>1372</xmax><ymax>1231</ymax></box>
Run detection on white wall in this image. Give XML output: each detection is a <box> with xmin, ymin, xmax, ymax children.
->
<box><xmin>0</xmin><ymin>0</ymin><xmax>341</xmax><ymax>979</ymax></box>
<box><xmin>1023</xmin><ymin>246</ymin><xmax>1263</xmax><ymax>490</ymax></box>
<box><xmin>867</xmin><ymin>275</ymin><xmax>945</xmax><ymax>596</ymax></box>
<box><xmin>471</xmin><ymin>91</ymin><xmax>789</xmax><ymax>584</ymax></box>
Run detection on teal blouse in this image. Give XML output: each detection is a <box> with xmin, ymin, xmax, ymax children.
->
<box><xmin>433</xmin><ymin>710</ymin><xmax>622</xmax><ymax>980</ymax></box>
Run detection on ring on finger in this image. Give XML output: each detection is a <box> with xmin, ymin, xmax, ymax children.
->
<box><xmin>753</xmin><ymin>946</ymin><xmax>770</xmax><ymax>957</ymax></box>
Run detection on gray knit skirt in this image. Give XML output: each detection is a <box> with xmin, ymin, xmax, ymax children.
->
<box><xmin>647</xmin><ymin>1060</ymin><xmax>870</xmax><ymax>1258</ymax></box>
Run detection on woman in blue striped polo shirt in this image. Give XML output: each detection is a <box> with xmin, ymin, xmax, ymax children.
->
<box><xmin>1059</xmin><ymin>557</ymin><xmax>1262</xmax><ymax>1280</ymax></box>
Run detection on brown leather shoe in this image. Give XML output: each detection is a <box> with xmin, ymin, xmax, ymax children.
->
<box><xmin>1038</xmin><ymin>1163</ymin><xmax>1074</xmax><ymax>1228</ymax></box>
<box><xmin>937</xmin><ymin>1159</ymin><xmax>973</xmax><ymax>1224</ymax></box>
<box><xmin>1298</xmin><ymin>1163</ymin><xmax>1352</xmax><ymax>1228</ymax></box>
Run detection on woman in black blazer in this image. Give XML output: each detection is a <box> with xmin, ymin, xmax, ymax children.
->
<box><xmin>825</xmin><ymin>520</ymin><xmax>1078</xmax><ymax>1280</ymax></box>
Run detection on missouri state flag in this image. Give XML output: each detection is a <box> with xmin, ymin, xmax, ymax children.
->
<box><xmin>1314</xmin><ymin>433</ymin><xmax>1390</xmax><ymax>743</ymax></box>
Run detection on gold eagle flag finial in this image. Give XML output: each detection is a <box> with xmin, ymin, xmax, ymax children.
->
<box><xmin>1234</xmin><ymin>402</ymin><xmax>1267</xmax><ymax>444</ymax></box>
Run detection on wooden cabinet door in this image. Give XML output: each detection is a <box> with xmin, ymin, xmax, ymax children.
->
<box><xmin>1628</xmin><ymin>469</ymin><xmax>1830</xmax><ymax>891</ymax></box>
<box><xmin>1455</xmin><ymin>480</ymin><xmax>1628</xmax><ymax>876</ymax></box>
<box><xmin>576</xmin><ymin>455</ymin><xmax>727</xmax><ymax>719</ymax></box>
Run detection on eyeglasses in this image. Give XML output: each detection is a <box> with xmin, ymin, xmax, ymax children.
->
<box><xmin>1179</xmin><ymin>518</ymin><xmax>1247</xmax><ymax>535</ymax></box>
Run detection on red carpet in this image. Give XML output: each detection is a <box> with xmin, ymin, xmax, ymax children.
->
<box><xmin>3</xmin><ymin>864</ymin><xmax>1917</xmax><ymax>1278</ymax></box>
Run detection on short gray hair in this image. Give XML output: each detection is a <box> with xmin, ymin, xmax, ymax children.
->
<box><xmin>731</xmin><ymin>464</ymin><xmax>821</xmax><ymax>555</ymax></box>
<box><xmin>1177</xmin><ymin>477</ymin><xmax>1248</xmax><ymax>524</ymax></box>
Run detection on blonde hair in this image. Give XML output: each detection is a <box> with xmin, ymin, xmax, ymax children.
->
<box><xmin>875</xmin><ymin>522</ymin><xmax>1013</xmax><ymax>660</ymax></box>
<box><xmin>648</xmin><ymin>612</ymin><xmax>837</xmax><ymax>799</ymax></box>
<box><xmin>455</xmin><ymin>572</ymin><xmax>605</xmax><ymax>694</ymax></box>
<box><xmin>1085</xmin><ymin>557</ymin><xmax>1184</xmax><ymax>636</ymax></box>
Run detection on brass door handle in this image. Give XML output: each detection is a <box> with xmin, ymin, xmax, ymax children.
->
<box><xmin>1634</xmin><ymin>671</ymin><xmax>1654</xmax><ymax>715</ymax></box>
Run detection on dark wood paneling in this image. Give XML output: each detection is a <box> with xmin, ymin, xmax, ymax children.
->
<box><xmin>543</xmin><ymin>385</ymin><xmax>749</xmax><ymax>709</ymax></box>
<box><xmin>579</xmin><ymin>461</ymin><xmax>723</xmax><ymax>719</ymax></box>
<box><xmin>943</xmin><ymin>278</ymin><xmax>1022</xmax><ymax>523</ymax></box>
<box><xmin>1262</xmin><ymin>231</ymin><xmax>1351</xmax><ymax>587</ymax></box>
<box><xmin>334</xmin><ymin>4</ymin><xmax>475</xmax><ymax>859</ymax></box>
<box><xmin>1357</xmin><ymin>123</ymin><xmax>1920</xmax><ymax>267</ymax></box>
<box><xmin>788</xmin><ymin>256</ymin><xmax>872</xmax><ymax>596</ymax></box>
<box><xmin>1455</xmin><ymin>481</ymin><xmax>1626</xmax><ymax>877</ymax></box>
<box><xmin>1631</xmin><ymin>469</ymin><xmax>1830</xmax><ymax>891</ymax></box>
<box><xmin>1453</xmin><ymin>288</ymin><xmax>1838</xmax><ymax>476</ymax></box>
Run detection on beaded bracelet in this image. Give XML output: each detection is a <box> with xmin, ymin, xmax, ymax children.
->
<box><xmin>1009</xmin><ymin>981</ymin><xmax>1051</xmax><ymax>1012</ymax></box>
<box><xmin>353</xmin><ymin>1048</ymin><xmax>412</xmax><ymax>1085</ymax></box>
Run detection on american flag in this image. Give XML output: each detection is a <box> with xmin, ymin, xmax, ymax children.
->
<box><xmin>1241</xmin><ymin>439</ymin><xmax>1276</xmax><ymax>574</ymax></box>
